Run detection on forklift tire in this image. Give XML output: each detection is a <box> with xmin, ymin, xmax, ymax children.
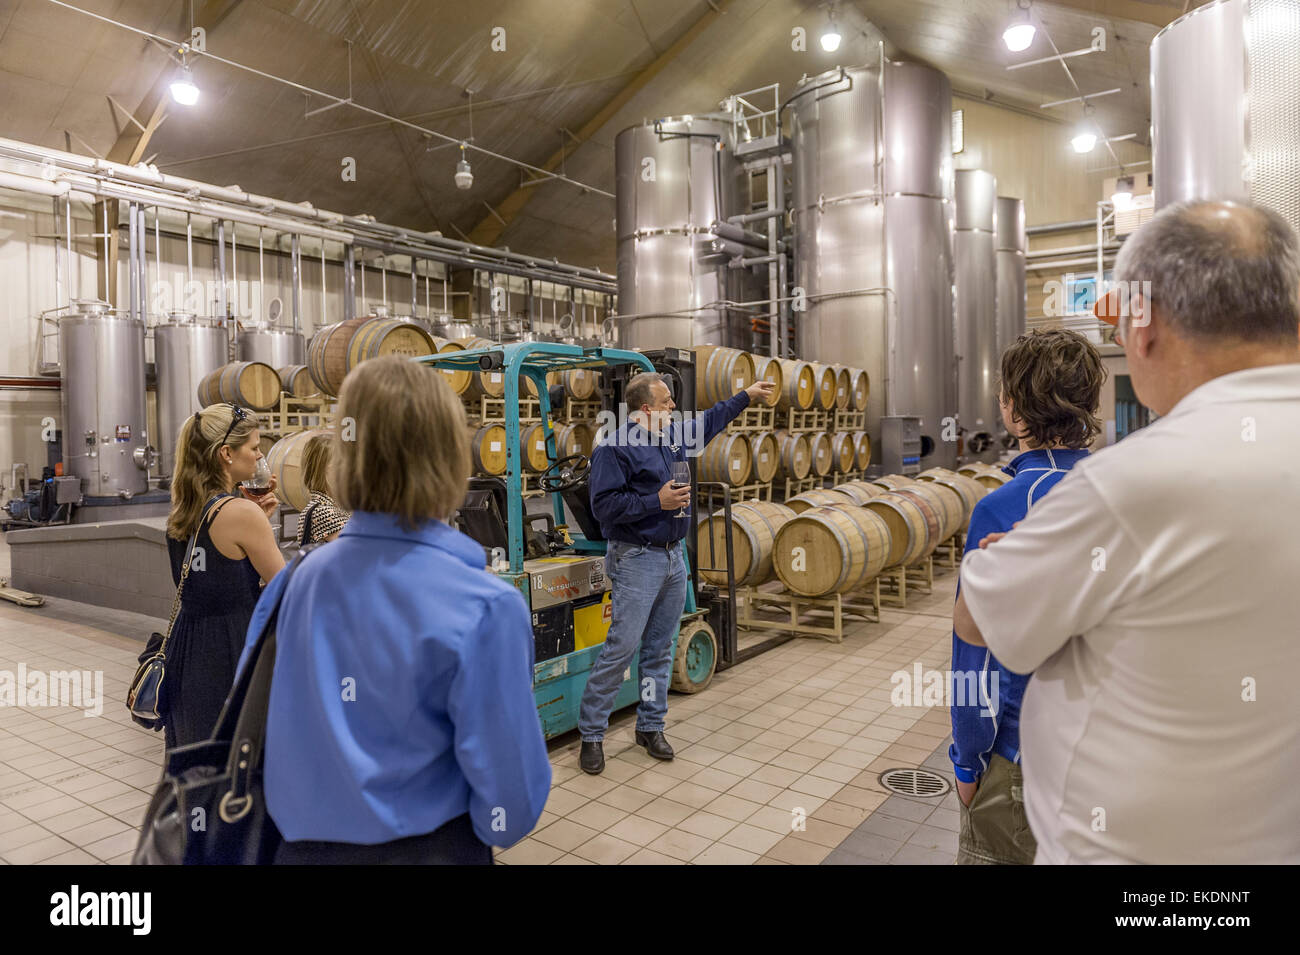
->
<box><xmin>670</xmin><ymin>621</ymin><xmax>717</xmax><ymax>694</ymax></box>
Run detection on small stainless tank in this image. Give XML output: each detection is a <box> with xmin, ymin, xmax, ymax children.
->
<box><xmin>238</xmin><ymin>327</ymin><xmax>305</xmax><ymax>367</ymax></box>
<box><xmin>58</xmin><ymin>299</ymin><xmax>151</xmax><ymax>497</ymax></box>
<box><xmin>954</xmin><ymin>169</ymin><xmax>999</xmax><ymax>463</ymax></box>
<box><xmin>155</xmin><ymin>312</ymin><xmax>228</xmax><ymax>479</ymax></box>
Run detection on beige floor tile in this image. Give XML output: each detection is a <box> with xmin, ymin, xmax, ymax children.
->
<box><xmin>496</xmin><ymin>839</ymin><xmax>565</xmax><ymax>865</ymax></box>
<box><xmin>567</xmin><ymin>801</ymin><xmax>628</xmax><ymax>833</ymax></box>
<box><xmin>543</xmin><ymin>786</ymin><xmax>590</xmax><ymax>816</ymax></box>
<box><xmin>549</xmin><ymin>853</ymin><xmax>596</xmax><ymax>865</ymax></box>
<box><xmin>38</xmin><ymin>847</ymin><xmax>102</xmax><ymax>865</ymax></box>
<box><xmin>622</xmin><ymin>847</ymin><xmax>686</xmax><ymax>865</ymax></box>
<box><xmin>789</xmin><ymin>774</ymin><xmax>845</xmax><ymax>799</ymax></box>
<box><xmin>767</xmin><ymin>789</ymin><xmax>826</xmax><ymax>815</ymax></box>
<box><xmin>701</xmin><ymin>792</ymin><xmax>764</xmax><ymax>823</ymax></box>
<box><xmin>5</xmin><ymin>834</ymin><xmax>75</xmax><ymax>864</ymax></box>
<box><xmin>685</xmin><ymin>766</ymin><xmax>743</xmax><ymax>793</ymax></box>
<box><xmin>662</xmin><ymin>781</ymin><xmax>719</xmax><ymax>809</ymax></box>
<box><xmin>750</xmin><ymin>764</ymin><xmax>801</xmax><ymax>788</ymax></box>
<box><xmin>560</xmin><ymin>772</ymin><xmax>620</xmax><ymax>799</ymax></box>
<box><xmin>824</xmin><ymin>746</ymin><xmax>880</xmax><ymax>770</ymax></box>
<box><xmin>727</xmin><ymin>777</ymin><xmax>783</xmax><ymax>805</ymax></box>
<box><xmin>0</xmin><ymin>822</ymin><xmax>52</xmax><ymax>853</ymax></box>
<box><xmin>596</xmin><ymin>758</ymin><xmax>643</xmax><ymax>784</ymax></box>
<box><xmin>531</xmin><ymin>818</ymin><xmax>601</xmax><ymax>852</ymax></box>
<box><xmin>676</xmin><ymin>744</ymin><xmax>727</xmax><ymax>767</ymax></box>
<box><xmin>718</xmin><ymin>823</ymin><xmax>784</xmax><ymax>855</ymax></box>
<box><xmin>769</xmin><ymin>751</ymin><xmax>819</xmax><ymax>773</ymax></box>
<box><xmin>692</xmin><ymin>842</ymin><xmax>759</xmax><ymax>865</ymax></box>
<box><xmin>573</xmin><ymin>832</ymin><xmax>639</xmax><ymax>864</ymax></box>
<box><xmin>732</xmin><ymin>741</ymin><xmax>783</xmax><ymax>763</ymax></box>
<box><xmin>747</xmin><ymin>804</ymin><xmax>798</xmax><ymax>835</ymax></box>
<box><xmin>808</xmin><ymin>760</ymin><xmax>861</xmax><ymax>784</ymax></box>
<box><xmin>814</xmin><ymin>800</ymin><xmax>875</xmax><ymax>830</ymax></box>
<box><xmin>677</xmin><ymin>810</ymin><xmax>738</xmax><ymax>841</ymax></box>
<box><xmin>83</xmin><ymin>828</ymin><xmax>139</xmax><ymax>862</ymax></box>
<box><xmin>645</xmin><ymin>828</ymin><xmax>712</xmax><ymax>862</ymax></box>
<box><xmin>599</xmin><ymin>785</ymin><xmax>656</xmax><ymax>814</ymax></box>
<box><xmin>62</xmin><ymin>816</ymin><xmax>131</xmax><ymax>848</ymax></box>
<box><xmin>882</xmin><ymin>743</ymin><xmax>933</xmax><ymax>765</ymax></box>
<box><xmin>791</xmin><ymin>818</ymin><xmax>853</xmax><ymax>849</ymax></box>
<box><xmin>764</xmin><ymin>835</ymin><xmax>835</xmax><ymax>865</ymax></box>
<box><xmin>634</xmin><ymin>799</ymin><xmax>695</xmax><ymax>828</ymax></box>
<box><xmin>604</xmin><ymin>814</ymin><xmax>669</xmax><ymax>847</ymax></box>
<box><xmin>710</xmin><ymin>753</ymin><xmax>763</xmax><ymax>777</ymax></box>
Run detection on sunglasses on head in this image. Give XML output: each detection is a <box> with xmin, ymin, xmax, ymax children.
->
<box><xmin>220</xmin><ymin>404</ymin><xmax>249</xmax><ymax>448</ymax></box>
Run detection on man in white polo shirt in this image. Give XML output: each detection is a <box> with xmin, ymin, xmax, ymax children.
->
<box><xmin>953</xmin><ymin>198</ymin><xmax>1300</xmax><ymax>864</ymax></box>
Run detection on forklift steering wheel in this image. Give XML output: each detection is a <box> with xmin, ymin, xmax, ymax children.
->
<box><xmin>538</xmin><ymin>454</ymin><xmax>591</xmax><ymax>493</ymax></box>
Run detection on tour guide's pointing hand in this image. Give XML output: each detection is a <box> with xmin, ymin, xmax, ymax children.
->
<box><xmin>745</xmin><ymin>380</ymin><xmax>777</xmax><ymax>403</ymax></box>
<box><xmin>658</xmin><ymin>479</ymin><xmax>692</xmax><ymax>512</ymax></box>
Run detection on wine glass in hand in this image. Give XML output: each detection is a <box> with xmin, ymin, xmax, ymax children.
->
<box><xmin>671</xmin><ymin>461</ymin><xmax>692</xmax><ymax>519</ymax></box>
<box><xmin>241</xmin><ymin>458</ymin><xmax>273</xmax><ymax>500</ymax></box>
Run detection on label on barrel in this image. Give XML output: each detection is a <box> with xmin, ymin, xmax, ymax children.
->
<box><xmin>760</xmin><ymin>453</ymin><xmax>768</xmax><ymax>463</ymax></box>
<box><xmin>731</xmin><ymin>460</ymin><xmax>741</xmax><ymax>470</ymax></box>
<box><xmin>490</xmin><ymin>373</ymin><xmax>502</xmax><ymax>383</ymax></box>
<box><xmin>838</xmin><ymin>387</ymin><xmax>846</xmax><ymax>397</ymax></box>
<box><xmin>490</xmin><ymin>442</ymin><xmax>501</xmax><ymax>452</ymax></box>
<box><xmin>734</xmin><ymin>377</ymin><xmax>743</xmax><ymax>388</ymax></box>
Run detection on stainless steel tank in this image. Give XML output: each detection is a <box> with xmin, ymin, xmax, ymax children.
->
<box><xmin>995</xmin><ymin>198</ymin><xmax>1027</xmax><ymax>357</ymax></box>
<box><xmin>954</xmin><ymin>169</ymin><xmax>999</xmax><ymax>463</ymax></box>
<box><xmin>995</xmin><ymin>197</ymin><xmax>1026</xmax><ymax>449</ymax></box>
<box><xmin>58</xmin><ymin>299</ymin><xmax>151</xmax><ymax>497</ymax></box>
<box><xmin>1151</xmin><ymin>0</ymin><xmax>1300</xmax><ymax>233</ymax></box>
<box><xmin>790</xmin><ymin>61</ymin><xmax>956</xmax><ymax>467</ymax></box>
<box><xmin>237</xmin><ymin>327</ymin><xmax>305</xmax><ymax>366</ymax></box>
<box><xmin>155</xmin><ymin>312</ymin><xmax>228</xmax><ymax>479</ymax></box>
<box><xmin>615</xmin><ymin>116</ymin><xmax>750</xmax><ymax>350</ymax></box>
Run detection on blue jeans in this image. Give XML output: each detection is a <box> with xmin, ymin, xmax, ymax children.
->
<box><xmin>578</xmin><ymin>539</ymin><xmax>687</xmax><ymax>742</ymax></box>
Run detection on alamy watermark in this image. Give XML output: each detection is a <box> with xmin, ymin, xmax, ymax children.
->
<box><xmin>890</xmin><ymin>662</ymin><xmax>1000</xmax><ymax>718</ymax></box>
<box><xmin>0</xmin><ymin>664</ymin><xmax>104</xmax><ymax>717</ymax></box>
<box><xmin>591</xmin><ymin>404</ymin><xmax>711</xmax><ymax>456</ymax></box>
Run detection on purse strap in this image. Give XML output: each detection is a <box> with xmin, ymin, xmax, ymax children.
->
<box><xmin>159</xmin><ymin>495</ymin><xmax>227</xmax><ymax>656</ymax></box>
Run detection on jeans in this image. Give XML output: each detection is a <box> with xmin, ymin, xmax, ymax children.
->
<box><xmin>578</xmin><ymin>539</ymin><xmax>687</xmax><ymax>742</ymax></box>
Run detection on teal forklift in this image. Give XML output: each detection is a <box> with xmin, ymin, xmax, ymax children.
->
<box><xmin>414</xmin><ymin>341</ymin><xmax>719</xmax><ymax>739</ymax></box>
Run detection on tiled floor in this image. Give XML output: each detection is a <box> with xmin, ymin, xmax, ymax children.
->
<box><xmin>1</xmin><ymin>532</ymin><xmax>964</xmax><ymax>865</ymax></box>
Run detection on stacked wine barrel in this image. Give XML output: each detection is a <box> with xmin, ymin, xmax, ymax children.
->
<box><xmin>699</xmin><ymin>472</ymin><xmax>981</xmax><ymax>598</ymax></box>
<box><xmin>197</xmin><ymin>361</ymin><xmax>282</xmax><ymax>411</ymax></box>
<box><xmin>306</xmin><ymin>314</ymin><xmax>438</xmax><ymax>397</ymax></box>
<box><xmin>958</xmin><ymin>461</ymin><xmax>1012</xmax><ymax>490</ymax></box>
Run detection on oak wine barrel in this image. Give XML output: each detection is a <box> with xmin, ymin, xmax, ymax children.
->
<box><xmin>750</xmin><ymin>354</ymin><xmax>784</xmax><ymax>408</ymax></box>
<box><xmin>774</xmin><ymin>430</ymin><xmax>812</xmax><ymax>479</ymax></box>
<box><xmin>748</xmin><ymin>431</ymin><xmax>780</xmax><ymax>484</ymax></box>
<box><xmin>864</xmin><ymin>491</ymin><xmax>932</xmax><ymax>568</ymax></box>
<box><xmin>698</xmin><ymin>500</ymin><xmax>796</xmax><ymax>587</ymax></box>
<box><xmin>471</xmin><ymin>423</ymin><xmax>508</xmax><ymax>475</ymax></box>
<box><xmin>772</xmin><ymin>504</ymin><xmax>892</xmax><ymax>596</ymax></box>
<box><xmin>699</xmin><ymin>432</ymin><xmax>753</xmax><ymax>487</ymax></box>
<box><xmin>775</xmin><ymin>359</ymin><xmax>816</xmax><ymax>410</ymax></box>
<box><xmin>264</xmin><ymin>429</ymin><xmax>324</xmax><ymax>511</ymax></box>
<box><xmin>197</xmin><ymin>361</ymin><xmax>282</xmax><ymax>412</ymax></box>
<box><xmin>693</xmin><ymin>345</ymin><xmax>755</xmax><ymax>409</ymax></box>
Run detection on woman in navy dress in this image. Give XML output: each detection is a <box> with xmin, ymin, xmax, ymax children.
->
<box><xmin>164</xmin><ymin>403</ymin><xmax>285</xmax><ymax>750</ymax></box>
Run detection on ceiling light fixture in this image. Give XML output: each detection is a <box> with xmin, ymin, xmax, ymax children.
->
<box><xmin>1003</xmin><ymin>1</ymin><xmax>1036</xmax><ymax>52</ymax></box>
<box><xmin>170</xmin><ymin>61</ymin><xmax>199</xmax><ymax>106</ymax></box>
<box><xmin>1112</xmin><ymin>174</ymin><xmax>1135</xmax><ymax>208</ymax></box>
<box><xmin>1071</xmin><ymin>131</ymin><xmax>1097</xmax><ymax>153</ymax></box>
<box><xmin>821</xmin><ymin>8</ymin><xmax>842</xmax><ymax>52</ymax></box>
<box><xmin>454</xmin><ymin>143</ymin><xmax>474</xmax><ymax>190</ymax></box>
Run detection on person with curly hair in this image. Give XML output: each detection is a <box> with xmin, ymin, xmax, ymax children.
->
<box><xmin>950</xmin><ymin>328</ymin><xmax>1105</xmax><ymax>865</ymax></box>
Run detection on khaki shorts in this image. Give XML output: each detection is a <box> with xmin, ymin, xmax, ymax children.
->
<box><xmin>957</xmin><ymin>753</ymin><xmax>1037</xmax><ymax>865</ymax></box>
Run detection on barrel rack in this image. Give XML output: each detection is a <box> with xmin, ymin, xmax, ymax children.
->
<box><xmin>736</xmin><ymin>580</ymin><xmax>882</xmax><ymax>644</ymax></box>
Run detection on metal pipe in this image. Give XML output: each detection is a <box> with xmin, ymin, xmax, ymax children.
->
<box><xmin>321</xmin><ymin>239</ymin><xmax>327</xmax><ymax>327</ymax></box>
<box><xmin>215</xmin><ymin>219</ymin><xmax>226</xmax><ymax>322</ymax></box>
<box><xmin>186</xmin><ymin>213</ymin><xmax>193</xmax><ymax>286</ymax></box>
<box><xmin>137</xmin><ymin>204</ymin><xmax>148</xmax><ymax>321</ymax></box>
<box><xmin>736</xmin><ymin>253</ymin><xmax>782</xmax><ymax>267</ymax></box>
<box><xmin>710</xmin><ymin>220</ymin><xmax>774</xmax><ymax>249</ymax></box>
<box><xmin>67</xmin><ymin>195</ymin><xmax>75</xmax><ymax>302</ymax></box>
<box><xmin>410</xmin><ymin>258</ymin><xmax>417</xmax><ymax>318</ymax></box>
<box><xmin>258</xmin><ymin>227</ymin><xmax>264</xmax><ymax>321</ymax></box>
<box><xmin>153</xmin><ymin>209</ymin><xmax>160</xmax><ymax>320</ymax></box>
<box><xmin>728</xmin><ymin>208</ymin><xmax>784</xmax><ymax>226</ymax></box>
<box><xmin>128</xmin><ymin>201</ymin><xmax>139</xmax><ymax>322</ymax></box>
<box><xmin>1026</xmin><ymin>218</ymin><xmax>1096</xmax><ymax>235</ymax></box>
<box><xmin>53</xmin><ymin>197</ymin><xmax>64</xmax><ymax>316</ymax></box>
<box><xmin>342</xmin><ymin>244</ymin><xmax>355</xmax><ymax>322</ymax></box>
<box><xmin>291</xmin><ymin>233</ymin><xmax>301</xmax><ymax>333</ymax></box>
<box><xmin>1026</xmin><ymin>241</ymin><xmax>1120</xmax><ymax>258</ymax></box>
<box><xmin>1026</xmin><ymin>253</ymin><xmax>1117</xmax><ymax>271</ymax></box>
<box><xmin>381</xmin><ymin>257</ymin><xmax>387</xmax><ymax>307</ymax></box>
<box><xmin>101</xmin><ymin>200</ymin><xmax>110</xmax><ymax>307</ymax></box>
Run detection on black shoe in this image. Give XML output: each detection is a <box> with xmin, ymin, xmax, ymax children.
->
<box><xmin>580</xmin><ymin>741</ymin><xmax>604</xmax><ymax>775</ymax></box>
<box><xmin>635</xmin><ymin>730</ymin><xmax>674</xmax><ymax>760</ymax></box>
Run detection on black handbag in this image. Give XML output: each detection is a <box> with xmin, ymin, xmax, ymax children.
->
<box><xmin>132</xmin><ymin>547</ymin><xmax>313</xmax><ymax>865</ymax></box>
<box><xmin>125</xmin><ymin>498</ymin><xmax>220</xmax><ymax>731</ymax></box>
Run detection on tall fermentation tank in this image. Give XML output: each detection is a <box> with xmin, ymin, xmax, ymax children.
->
<box><xmin>615</xmin><ymin>116</ymin><xmax>750</xmax><ymax>350</ymax></box>
<box><xmin>238</xmin><ymin>327</ymin><xmax>305</xmax><ymax>367</ymax></box>
<box><xmin>790</xmin><ymin>62</ymin><xmax>956</xmax><ymax>468</ymax></box>
<box><xmin>58</xmin><ymin>299</ymin><xmax>151</xmax><ymax>497</ymax></box>
<box><xmin>1151</xmin><ymin>0</ymin><xmax>1300</xmax><ymax>233</ymax></box>
<box><xmin>995</xmin><ymin>197</ymin><xmax>1027</xmax><ymax>446</ymax></box>
<box><xmin>155</xmin><ymin>312</ymin><xmax>228</xmax><ymax>479</ymax></box>
<box><xmin>954</xmin><ymin>169</ymin><xmax>999</xmax><ymax>463</ymax></box>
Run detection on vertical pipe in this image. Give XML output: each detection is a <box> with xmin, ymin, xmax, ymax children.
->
<box><xmin>342</xmin><ymin>244</ymin><xmax>355</xmax><ymax>322</ymax></box>
<box><xmin>127</xmin><ymin>201</ymin><xmax>138</xmax><ymax>321</ymax></box>
<box><xmin>443</xmin><ymin>266</ymin><xmax>449</xmax><ymax>315</ymax></box>
<box><xmin>216</xmin><ymin>219</ymin><xmax>227</xmax><ymax>323</ymax></box>
<box><xmin>258</xmin><ymin>227</ymin><xmax>265</xmax><ymax>323</ymax></box>
<box><xmin>137</xmin><ymin>204</ymin><xmax>148</xmax><ymax>321</ymax></box>
<box><xmin>185</xmin><ymin>212</ymin><xmax>193</xmax><ymax>288</ymax></box>
<box><xmin>53</xmin><ymin>198</ymin><xmax>63</xmax><ymax>313</ymax></box>
<box><xmin>291</xmin><ymin>233</ymin><xmax>301</xmax><ymax>334</ymax></box>
<box><xmin>153</xmin><ymin>209</ymin><xmax>160</xmax><ymax>318</ymax></box>
<box><xmin>360</xmin><ymin>257</ymin><xmax>366</xmax><ymax>311</ymax></box>
<box><xmin>66</xmin><ymin>196</ymin><xmax>75</xmax><ymax>301</ymax></box>
<box><xmin>321</xmin><ymin>239</ymin><xmax>327</xmax><ymax>327</ymax></box>
<box><xmin>424</xmin><ymin>269</ymin><xmax>430</xmax><ymax>316</ymax></box>
<box><xmin>101</xmin><ymin>201</ymin><xmax>110</xmax><ymax>305</ymax></box>
<box><xmin>410</xmin><ymin>257</ymin><xmax>417</xmax><ymax>318</ymax></box>
<box><xmin>381</xmin><ymin>256</ymin><xmax>387</xmax><ymax>308</ymax></box>
<box><xmin>230</xmin><ymin>222</ymin><xmax>238</xmax><ymax>328</ymax></box>
<box><xmin>1096</xmin><ymin>201</ymin><xmax>1105</xmax><ymax>303</ymax></box>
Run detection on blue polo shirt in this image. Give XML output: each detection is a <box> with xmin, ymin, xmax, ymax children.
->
<box><xmin>237</xmin><ymin>511</ymin><xmax>551</xmax><ymax>847</ymax></box>
<box><xmin>589</xmin><ymin>391</ymin><xmax>750</xmax><ymax>545</ymax></box>
<box><xmin>949</xmin><ymin>447</ymin><xmax>1090</xmax><ymax>784</ymax></box>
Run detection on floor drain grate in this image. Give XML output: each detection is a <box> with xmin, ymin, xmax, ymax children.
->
<box><xmin>878</xmin><ymin>768</ymin><xmax>950</xmax><ymax>798</ymax></box>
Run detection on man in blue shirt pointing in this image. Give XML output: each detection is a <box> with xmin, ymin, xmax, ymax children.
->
<box><xmin>579</xmin><ymin>370</ymin><xmax>775</xmax><ymax>774</ymax></box>
<box><xmin>950</xmin><ymin>329</ymin><xmax>1105</xmax><ymax>864</ymax></box>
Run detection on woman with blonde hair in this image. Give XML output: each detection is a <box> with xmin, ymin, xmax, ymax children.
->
<box><xmin>163</xmin><ymin>403</ymin><xmax>284</xmax><ymax>750</ymax></box>
<box><xmin>298</xmin><ymin>431</ymin><xmax>349</xmax><ymax>544</ymax></box>
<box><xmin>238</xmin><ymin>355</ymin><xmax>550</xmax><ymax>864</ymax></box>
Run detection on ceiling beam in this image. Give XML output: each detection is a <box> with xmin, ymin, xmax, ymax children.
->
<box><xmin>466</xmin><ymin>0</ymin><xmax>737</xmax><ymax>248</ymax></box>
<box><xmin>1036</xmin><ymin>0</ymin><xmax>1195</xmax><ymax>29</ymax></box>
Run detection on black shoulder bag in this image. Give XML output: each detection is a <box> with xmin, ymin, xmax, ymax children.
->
<box><xmin>132</xmin><ymin>545</ymin><xmax>316</xmax><ymax>865</ymax></box>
